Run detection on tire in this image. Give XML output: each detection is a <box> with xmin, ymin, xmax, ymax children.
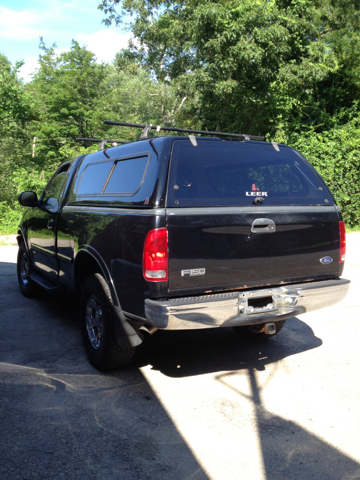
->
<box><xmin>17</xmin><ymin>244</ymin><xmax>42</xmax><ymax>298</ymax></box>
<box><xmin>80</xmin><ymin>273</ymin><xmax>136</xmax><ymax>371</ymax></box>
<box><xmin>233</xmin><ymin>320</ymin><xmax>286</xmax><ymax>339</ymax></box>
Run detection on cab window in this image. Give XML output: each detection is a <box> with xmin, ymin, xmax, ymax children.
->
<box><xmin>42</xmin><ymin>164</ymin><xmax>70</xmax><ymax>206</ymax></box>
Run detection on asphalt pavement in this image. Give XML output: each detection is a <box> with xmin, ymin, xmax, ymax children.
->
<box><xmin>0</xmin><ymin>234</ymin><xmax>359</xmax><ymax>479</ymax></box>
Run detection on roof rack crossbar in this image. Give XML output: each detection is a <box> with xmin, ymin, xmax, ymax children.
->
<box><xmin>102</xmin><ymin>121</ymin><xmax>264</xmax><ymax>141</ymax></box>
<box><xmin>76</xmin><ymin>137</ymin><xmax>130</xmax><ymax>152</ymax></box>
<box><xmin>76</xmin><ymin>137</ymin><xmax>129</xmax><ymax>144</ymax></box>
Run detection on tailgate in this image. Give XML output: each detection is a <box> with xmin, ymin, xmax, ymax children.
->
<box><xmin>166</xmin><ymin>206</ymin><xmax>340</xmax><ymax>292</ymax></box>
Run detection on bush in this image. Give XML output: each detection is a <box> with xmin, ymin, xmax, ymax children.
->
<box><xmin>0</xmin><ymin>167</ymin><xmax>52</xmax><ymax>235</ymax></box>
<box><xmin>0</xmin><ymin>201</ymin><xmax>22</xmax><ymax>235</ymax></box>
<box><xmin>291</xmin><ymin>123</ymin><xmax>360</xmax><ymax>229</ymax></box>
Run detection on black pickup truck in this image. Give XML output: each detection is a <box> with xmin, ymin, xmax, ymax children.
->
<box><xmin>17</xmin><ymin>122</ymin><xmax>350</xmax><ymax>370</ymax></box>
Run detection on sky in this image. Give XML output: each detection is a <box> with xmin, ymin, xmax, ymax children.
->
<box><xmin>0</xmin><ymin>0</ymin><xmax>132</xmax><ymax>81</ymax></box>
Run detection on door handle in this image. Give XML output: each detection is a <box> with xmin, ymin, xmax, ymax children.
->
<box><xmin>251</xmin><ymin>218</ymin><xmax>276</xmax><ymax>233</ymax></box>
<box><xmin>47</xmin><ymin>219</ymin><xmax>55</xmax><ymax>230</ymax></box>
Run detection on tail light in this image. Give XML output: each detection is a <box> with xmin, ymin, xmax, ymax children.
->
<box><xmin>339</xmin><ymin>221</ymin><xmax>346</xmax><ymax>264</ymax></box>
<box><xmin>143</xmin><ymin>228</ymin><xmax>168</xmax><ymax>281</ymax></box>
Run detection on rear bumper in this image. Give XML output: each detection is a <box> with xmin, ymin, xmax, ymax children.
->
<box><xmin>144</xmin><ymin>278</ymin><xmax>350</xmax><ymax>330</ymax></box>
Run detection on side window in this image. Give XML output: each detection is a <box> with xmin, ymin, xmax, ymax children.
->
<box><xmin>104</xmin><ymin>156</ymin><xmax>149</xmax><ymax>194</ymax></box>
<box><xmin>42</xmin><ymin>164</ymin><xmax>70</xmax><ymax>207</ymax></box>
<box><xmin>77</xmin><ymin>161</ymin><xmax>113</xmax><ymax>195</ymax></box>
<box><xmin>76</xmin><ymin>155</ymin><xmax>150</xmax><ymax>196</ymax></box>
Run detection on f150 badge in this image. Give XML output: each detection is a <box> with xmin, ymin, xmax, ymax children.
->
<box><xmin>181</xmin><ymin>268</ymin><xmax>206</xmax><ymax>277</ymax></box>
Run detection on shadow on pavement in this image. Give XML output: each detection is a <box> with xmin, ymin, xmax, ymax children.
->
<box><xmin>216</xmin><ymin>368</ymin><xmax>360</xmax><ymax>480</ymax></box>
<box><xmin>133</xmin><ymin>322</ymin><xmax>360</xmax><ymax>479</ymax></box>
<box><xmin>2</xmin><ymin>255</ymin><xmax>360</xmax><ymax>479</ymax></box>
<box><xmin>133</xmin><ymin>317</ymin><xmax>322</xmax><ymax>377</ymax></box>
<box><xmin>0</xmin><ymin>263</ymin><xmax>209</xmax><ymax>480</ymax></box>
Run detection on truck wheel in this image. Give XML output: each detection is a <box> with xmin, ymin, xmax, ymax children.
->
<box><xmin>80</xmin><ymin>273</ymin><xmax>136</xmax><ymax>371</ymax></box>
<box><xmin>17</xmin><ymin>244</ymin><xmax>42</xmax><ymax>298</ymax></box>
<box><xmin>233</xmin><ymin>320</ymin><xmax>286</xmax><ymax>339</ymax></box>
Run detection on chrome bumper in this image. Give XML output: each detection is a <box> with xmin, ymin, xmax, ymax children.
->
<box><xmin>144</xmin><ymin>278</ymin><xmax>350</xmax><ymax>330</ymax></box>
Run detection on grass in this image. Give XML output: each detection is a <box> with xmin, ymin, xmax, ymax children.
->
<box><xmin>346</xmin><ymin>225</ymin><xmax>360</xmax><ymax>234</ymax></box>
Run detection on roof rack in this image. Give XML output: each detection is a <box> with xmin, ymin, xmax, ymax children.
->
<box><xmin>76</xmin><ymin>137</ymin><xmax>129</xmax><ymax>151</ymax></box>
<box><xmin>103</xmin><ymin>120</ymin><xmax>264</xmax><ymax>141</ymax></box>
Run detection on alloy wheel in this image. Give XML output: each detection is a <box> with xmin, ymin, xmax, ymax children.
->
<box><xmin>85</xmin><ymin>295</ymin><xmax>104</xmax><ymax>349</ymax></box>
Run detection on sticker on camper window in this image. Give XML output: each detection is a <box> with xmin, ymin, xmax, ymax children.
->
<box><xmin>246</xmin><ymin>191</ymin><xmax>268</xmax><ymax>197</ymax></box>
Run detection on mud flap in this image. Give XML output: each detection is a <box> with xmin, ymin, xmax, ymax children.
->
<box><xmin>112</xmin><ymin>305</ymin><xmax>143</xmax><ymax>348</ymax></box>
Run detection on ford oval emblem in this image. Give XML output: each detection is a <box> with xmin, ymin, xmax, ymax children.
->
<box><xmin>320</xmin><ymin>256</ymin><xmax>333</xmax><ymax>264</ymax></box>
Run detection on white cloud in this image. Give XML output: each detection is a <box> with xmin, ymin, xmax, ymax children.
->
<box><xmin>0</xmin><ymin>2</ymin><xmax>105</xmax><ymax>41</ymax></box>
<box><xmin>16</xmin><ymin>32</ymin><xmax>133</xmax><ymax>82</ymax></box>
<box><xmin>0</xmin><ymin>1</ymin><xmax>136</xmax><ymax>81</ymax></box>
<box><xmin>18</xmin><ymin>55</ymin><xmax>39</xmax><ymax>82</ymax></box>
<box><xmin>0</xmin><ymin>7</ymin><xmax>47</xmax><ymax>40</ymax></box>
<box><xmin>76</xmin><ymin>29</ymin><xmax>133</xmax><ymax>63</ymax></box>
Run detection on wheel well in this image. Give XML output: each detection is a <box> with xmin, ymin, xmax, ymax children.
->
<box><xmin>17</xmin><ymin>229</ymin><xmax>25</xmax><ymax>247</ymax></box>
<box><xmin>74</xmin><ymin>252</ymin><xmax>103</xmax><ymax>294</ymax></box>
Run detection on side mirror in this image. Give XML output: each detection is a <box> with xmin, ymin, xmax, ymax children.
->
<box><xmin>18</xmin><ymin>191</ymin><xmax>38</xmax><ymax>207</ymax></box>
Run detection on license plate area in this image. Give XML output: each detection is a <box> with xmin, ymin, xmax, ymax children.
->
<box><xmin>248</xmin><ymin>296</ymin><xmax>273</xmax><ymax>309</ymax></box>
<box><xmin>239</xmin><ymin>292</ymin><xmax>278</xmax><ymax>315</ymax></box>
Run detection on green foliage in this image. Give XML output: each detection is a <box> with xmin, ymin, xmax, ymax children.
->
<box><xmin>0</xmin><ymin>202</ymin><xmax>22</xmax><ymax>235</ymax></box>
<box><xmin>26</xmin><ymin>39</ymin><xmax>109</xmax><ymax>165</ymax></box>
<box><xmin>0</xmin><ymin>54</ymin><xmax>32</xmax><ymax>134</ymax></box>
<box><xmin>291</xmin><ymin>121</ymin><xmax>360</xmax><ymax>229</ymax></box>
<box><xmin>12</xmin><ymin>166</ymin><xmax>52</xmax><ymax>195</ymax></box>
<box><xmin>99</xmin><ymin>0</ymin><xmax>360</xmax><ymax>135</ymax></box>
<box><xmin>2</xmin><ymin>10</ymin><xmax>360</xmax><ymax>233</ymax></box>
<box><xmin>0</xmin><ymin>39</ymin><xmax>180</xmax><ymax>234</ymax></box>
<box><xmin>0</xmin><ymin>54</ymin><xmax>35</xmax><ymax>229</ymax></box>
<box><xmin>0</xmin><ymin>166</ymin><xmax>52</xmax><ymax>235</ymax></box>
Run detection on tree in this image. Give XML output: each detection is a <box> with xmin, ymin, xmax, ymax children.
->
<box><xmin>0</xmin><ymin>39</ymin><xmax>182</xmax><ymax>233</ymax></box>
<box><xmin>26</xmin><ymin>39</ymin><xmax>109</xmax><ymax>164</ymax></box>
<box><xmin>98</xmin><ymin>0</ymin><xmax>360</xmax><ymax>136</ymax></box>
<box><xmin>0</xmin><ymin>54</ymin><xmax>33</xmax><ymax>204</ymax></box>
<box><xmin>103</xmin><ymin>51</ymin><xmax>188</xmax><ymax>136</ymax></box>
<box><xmin>26</xmin><ymin>39</ymin><xmax>182</xmax><ymax>155</ymax></box>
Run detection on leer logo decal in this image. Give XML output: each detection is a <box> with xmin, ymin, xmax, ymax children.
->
<box><xmin>246</xmin><ymin>191</ymin><xmax>268</xmax><ymax>196</ymax></box>
<box><xmin>247</xmin><ymin>183</ymin><xmax>268</xmax><ymax>196</ymax></box>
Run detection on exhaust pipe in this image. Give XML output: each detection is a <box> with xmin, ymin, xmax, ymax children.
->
<box><xmin>263</xmin><ymin>323</ymin><xmax>276</xmax><ymax>335</ymax></box>
<box><xmin>139</xmin><ymin>325</ymin><xmax>158</xmax><ymax>335</ymax></box>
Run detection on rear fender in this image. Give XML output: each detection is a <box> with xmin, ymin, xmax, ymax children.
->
<box><xmin>75</xmin><ymin>246</ymin><xmax>143</xmax><ymax>348</ymax></box>
<box><xmin>75</xmin><ymin>246</ymin><xmax>119</xmax><ymax>305</ymax></box>
<box><xmin>17</xmin><ymin>226</ymin><xmax>29</xmax><ymax>252</ymax></box>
